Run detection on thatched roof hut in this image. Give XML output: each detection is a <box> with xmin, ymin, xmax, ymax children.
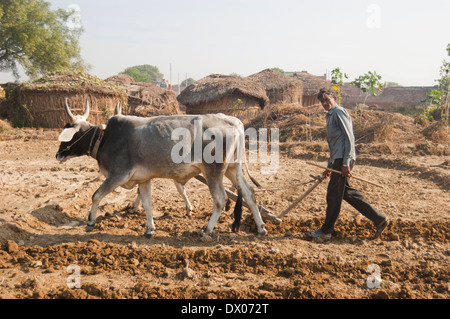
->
<box><xmin>177</xmin><ymin>74</ymin><xmax>269</xmax><ymax>123</ymax></box>
<box><xmin>248</xmin><ymin>69</ymin><xmax>303</xmax><ymax>106</ymax></box>
<box><xmin>291</xmin><ymin>71</ymin><xmax>331</xmax><ymax>107</ymax></box>
<box><xmin>0</xmin><ymin>72</ymin><xmax>128</xmax><ymax>128</ymax></box>
<box><xmin>106</xmin><ymin>75</ymin><xmax>181</xmax><ymax>117</ymax></box>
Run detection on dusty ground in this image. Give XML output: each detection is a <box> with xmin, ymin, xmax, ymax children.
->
<box><xmin>0</xmin><ymin>121</ymin><xmax>449</xmax><ymax>299</ymax></box>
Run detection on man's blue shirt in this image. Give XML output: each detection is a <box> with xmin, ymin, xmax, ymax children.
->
<box><xmin>325</xmin><ymin>104</ymin><xmax>356</xmax><ymax>167</ymax></box>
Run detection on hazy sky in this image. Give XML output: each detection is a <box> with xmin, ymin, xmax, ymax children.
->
<box><xmin>1</xmin><ymin>0</ymin><xmax>449</xmax><ymax>86</ymax></box>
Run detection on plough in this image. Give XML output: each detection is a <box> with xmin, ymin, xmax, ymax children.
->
<box><xmin>193</xmin><ymin>161</ymin><xmax>383</xmax><ymax>227</ymax></box>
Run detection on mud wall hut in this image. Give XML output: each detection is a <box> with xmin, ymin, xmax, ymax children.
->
<box><xmin>106</xmin><ymin>74</ymin><xmax>181</xmax><ymax>117</ymax></box>
<box><xmin>177</xmin><ymin>74</ymin><xmax>269</xmax><ymax>123</ymax></box>
<box><xmin>0</xmin><ymin>72</ymin><xmax>128</xmax><ymax>128</ymax></box>
<box><xmin>248</xmin><ymin>69</ymin><xmax>303</xmax><ymax>106</ymax></box>
<box><xmin>290</xmin><ymin>71</ymin><xmax>331</xmax><ymax>107</ymax></box>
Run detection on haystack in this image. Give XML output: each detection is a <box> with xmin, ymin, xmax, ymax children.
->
<box><xmin>248</xmin><ymin>69</ymin><xmax>303</xmax><ymax>106</ymax></box>
<box><xmin>105</xmin><ymin>75</ymin><xmax>181</xmax><ymax>117</ymax></box>
<box><xmin>291</xmin><ymin>71</ymin><xmax>331</xmax><ymax>107</ymax></box>
<box><xmin>105</xmin><ymin>74</ymin><xmax>135</xmax><ymax>87</ymax></box>
<box><xmin>0</xmin><ymin>72</ymin><xmax>128</xmax><ymax>128</ymax></box>
<box><xmin>177</xmin><ymin>74</ymin><xmax>269</xmax><ymax>123</ymax></box>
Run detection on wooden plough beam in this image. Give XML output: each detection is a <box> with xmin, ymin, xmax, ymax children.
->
<box><xmin>277</xmin><ymin>175</ymin><xmax>324</xmax><ymax>219</ymax></box>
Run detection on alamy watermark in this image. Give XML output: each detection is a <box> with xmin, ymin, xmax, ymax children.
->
<box><xmin>366</xmin><ymin>4</ymin><xmax>382</xmax><ymax>29</ymax></box>
<box><xmin>171</xmin><ymin>120</ymin><xmax>279</xmax><ymax>175</ymax></box>
<box><xmin>67</xmin><ymin>264</ymin><xmax>81</xmax><ymax>289</ymax></box>
<box><xmin>366</xmin><ymin>264</ymin><xmax>382</xmax><ymax>289</ymax></box>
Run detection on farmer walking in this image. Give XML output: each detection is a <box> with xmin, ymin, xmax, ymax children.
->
<box><xmin>306</xmin><ymin>88</ymin><xmax>389</xmax><ymax>240</ymax></box>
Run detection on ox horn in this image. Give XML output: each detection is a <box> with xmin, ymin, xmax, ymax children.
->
<box><xmin>115</xmin><ymin>101</ymin><xmax>122</xmax><ymax>115</ymax></box>
<box><xmin>64</xmin><ymin>98</ymin><xmax>76</xmax><ymax>122</ymax></box>
<box><xmin>82</xmin><ymin>99</ymin><xmax>90</xmax><ymax>120</ymax></box>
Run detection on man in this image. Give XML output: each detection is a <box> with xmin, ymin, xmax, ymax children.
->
<box><xmin>306</xmin><ymin>88</ymin><xmax>389</xmax><ymax>240</ymax></box>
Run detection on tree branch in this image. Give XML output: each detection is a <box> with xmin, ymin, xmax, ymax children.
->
<box><xmin>0</xmin><ymin>48</ymin><xmax>9</xmax><ymax>62</ymax></box>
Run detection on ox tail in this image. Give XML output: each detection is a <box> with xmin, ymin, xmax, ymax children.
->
<box><xmin>244</xmin><ymin>161</ymin><xmax>261</xmax><ymax>188</ymax></box>
<box><xmin>231</xmin><ymin>189</ymin><xmax>243</xmax><ymax>233</ymax></box>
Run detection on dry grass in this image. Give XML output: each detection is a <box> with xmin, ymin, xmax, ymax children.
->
<box><xmin>0</xmin><ymin>118</ymin><xmax>12</xmax><ymax>133</ymax></box>
<box><xmin>353</xmin><ymin>118</ymin><xmax>395</xmax><ymax>143</ymax></box>
<box><xmin>245</xmin><ymin>103</ymin><xmax>450</xmax><ymax>157</ymax></box>
<box><xmin>423</xmin><ymin>121</ymin><xmax>450</xmax><ymax>143</ymax></box>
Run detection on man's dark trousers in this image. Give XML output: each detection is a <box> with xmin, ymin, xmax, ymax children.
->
<box><xmin>321</xmin><ymin>158</ymin><xmax>386</xmax><ymax>235</ymax></box>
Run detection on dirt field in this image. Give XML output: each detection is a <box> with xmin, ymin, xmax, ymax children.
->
<box><xmin>0</xmin><ymin>114</ymin><xmax>449</xmax><ymax>300</ymax></box>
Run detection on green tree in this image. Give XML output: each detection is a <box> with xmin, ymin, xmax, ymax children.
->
<box><xmin>271</xmin><ymin>67</ymin><xmax>285</xmax><ymax>74</ymax></box>
<box><xmin>330</xmin><ymin>67</ymin><xmax>349</xmax><ymax>105</ymax></box>
<box><xmin>424</xmin><ymin>43</ymin><xmax>450</xmax><ymax>125</ymax></box>
<box><xmin>181</xmin><ymin>78</ymin><xmax>195</xmax><ymax>87</ymax></box>
<box><xmin>0</xmin><ymin>0</ymin><xmax>87</xmax><ymax>80</ymax></box>
<box><xmin>122</xmin><ymin>64</ymin><xmax>164</xmax><ymax>83</ymax></box>
<box><xmin>351</xmin><ymin>71</ymin><xmax>385</xmax><ymax>106</ymax></box>
<box><xmin>439</xmin><ymin>43</ymin><xmax>450</xmax><ymax>124</ymax></box>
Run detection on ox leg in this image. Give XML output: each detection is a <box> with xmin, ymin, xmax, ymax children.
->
<box><xmin>139</xmin><ymin>181</ymin><xmax>156</xmax><ymax>238</ymax></box>
<box><xmin>174</xmin><ymin>181</ymin><xmax>193</xmax><ymax>217</ymax></box>
<box><xmin>226</xmin><ymin>165</ymin><xmax>266</xmax><ymax>236</ymax></box>
<box><xmin>203</xmin><ymin>178</ymin><xmax>227</xmax><ymax>236</ymax></box>
<box><xmin>87</xmin><ymin>175</ymin><xmax>129</xmax><ymax>232</ymax></box>
<box><xmin>132</xmin><ymin>189</ymin><xmax>141</xmax><ymax>210</ymax></box>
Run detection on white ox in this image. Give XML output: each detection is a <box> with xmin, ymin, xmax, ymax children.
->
<box><xmin>56</xmin><ymin>99</ymin><xmax>266</xmax><ymax>237</ymax></box>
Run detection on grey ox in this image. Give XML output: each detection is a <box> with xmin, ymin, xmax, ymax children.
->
<box><xmin>56</xmin><ymin>99</ymin><xmax>267</xmax><ymax>237</ymax></box>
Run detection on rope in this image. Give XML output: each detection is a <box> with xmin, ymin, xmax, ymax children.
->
<box><xmin>57</xmin><ymin>126</ymin><xmax>97</xmax><ymax>155</ymax></box>
<box><xmin>221</xmin><ymin>175</ymin><xmax>322</xmax><ymax>192</ymax></box>
<box><xmin>252</xmin><ymin>178</ymin><xmax>320</xmax><ymax>192</ymax></box>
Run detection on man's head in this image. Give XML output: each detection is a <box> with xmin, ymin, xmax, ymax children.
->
<box><xmin>318</xmin><ymin>88</ymin><xmax>337</xmax><ymax>112</ymax></box>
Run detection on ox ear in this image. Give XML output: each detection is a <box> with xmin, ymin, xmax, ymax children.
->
<box><xmin>58</xmin><ymin>125</ymin><xmax>80</xmax><ymax>142</ymax></box>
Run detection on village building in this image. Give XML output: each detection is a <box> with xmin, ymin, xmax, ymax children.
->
<box><xmin>341</xmin><ymin>83</ymin><xmax>436</xmax><ymax>110</ymax></box>
<box><xmin>0</xmin><ymin>72</ymin><xmax>128</xmax><ymax>128</ymax></box>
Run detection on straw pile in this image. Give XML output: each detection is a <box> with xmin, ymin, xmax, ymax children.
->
<box><xmin>0</xmin><ymin>72</ymin><xmax>128</xmax><ymax>128</ymax></box>
<box><xmin>177</xmin><ymin>74</ymin><xmax>269</xmax><ymax>123</ymax></box>
<box><xmin>290</xmin><ymin>71</ymin><xmax>331</xmax><ymax>107</ymax></box>
<box><xmin>106</xmin><ymin>75</ymin><xmax>181</xmax><ymax>117</ymax></box>
<box><xmin>248</xmin><ymin>69</ymin><xmax>303</xmax><ymax>106</ymax></box>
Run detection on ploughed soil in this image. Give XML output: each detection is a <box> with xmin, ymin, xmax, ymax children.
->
<box><xmin>0</xmin><ymin>110</ymin><xmax>449</xmax><ymax>299</ymax></box>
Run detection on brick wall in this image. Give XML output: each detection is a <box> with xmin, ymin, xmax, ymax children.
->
<box><xmin>341</xmin><ymin>85</ymin><xmax>437</xmax><ymax>109</ymax></box>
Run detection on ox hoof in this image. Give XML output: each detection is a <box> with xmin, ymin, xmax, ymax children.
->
<box><xmin>200</xmin><ymin>232</ymin><xmax>213</xmax><ymax>242</ymax></box>
<box><xmin>257</xmin><ymin>228</ymin><xmax>267</xmax><ymax>237</ymax></box>
<box><xmin>86</xmin><ymin>224</ymin><xmax>95</xmax><ymax>232</ymax></box>
<box><xmin>144</xmin><ymin>230</ymin><xmax>155</xmax><ymax>238</ymax></box>
<box><xmin>201</xmin><ymin>229</ymin><xmax>213</xmax><ymax>239</ymax></box>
